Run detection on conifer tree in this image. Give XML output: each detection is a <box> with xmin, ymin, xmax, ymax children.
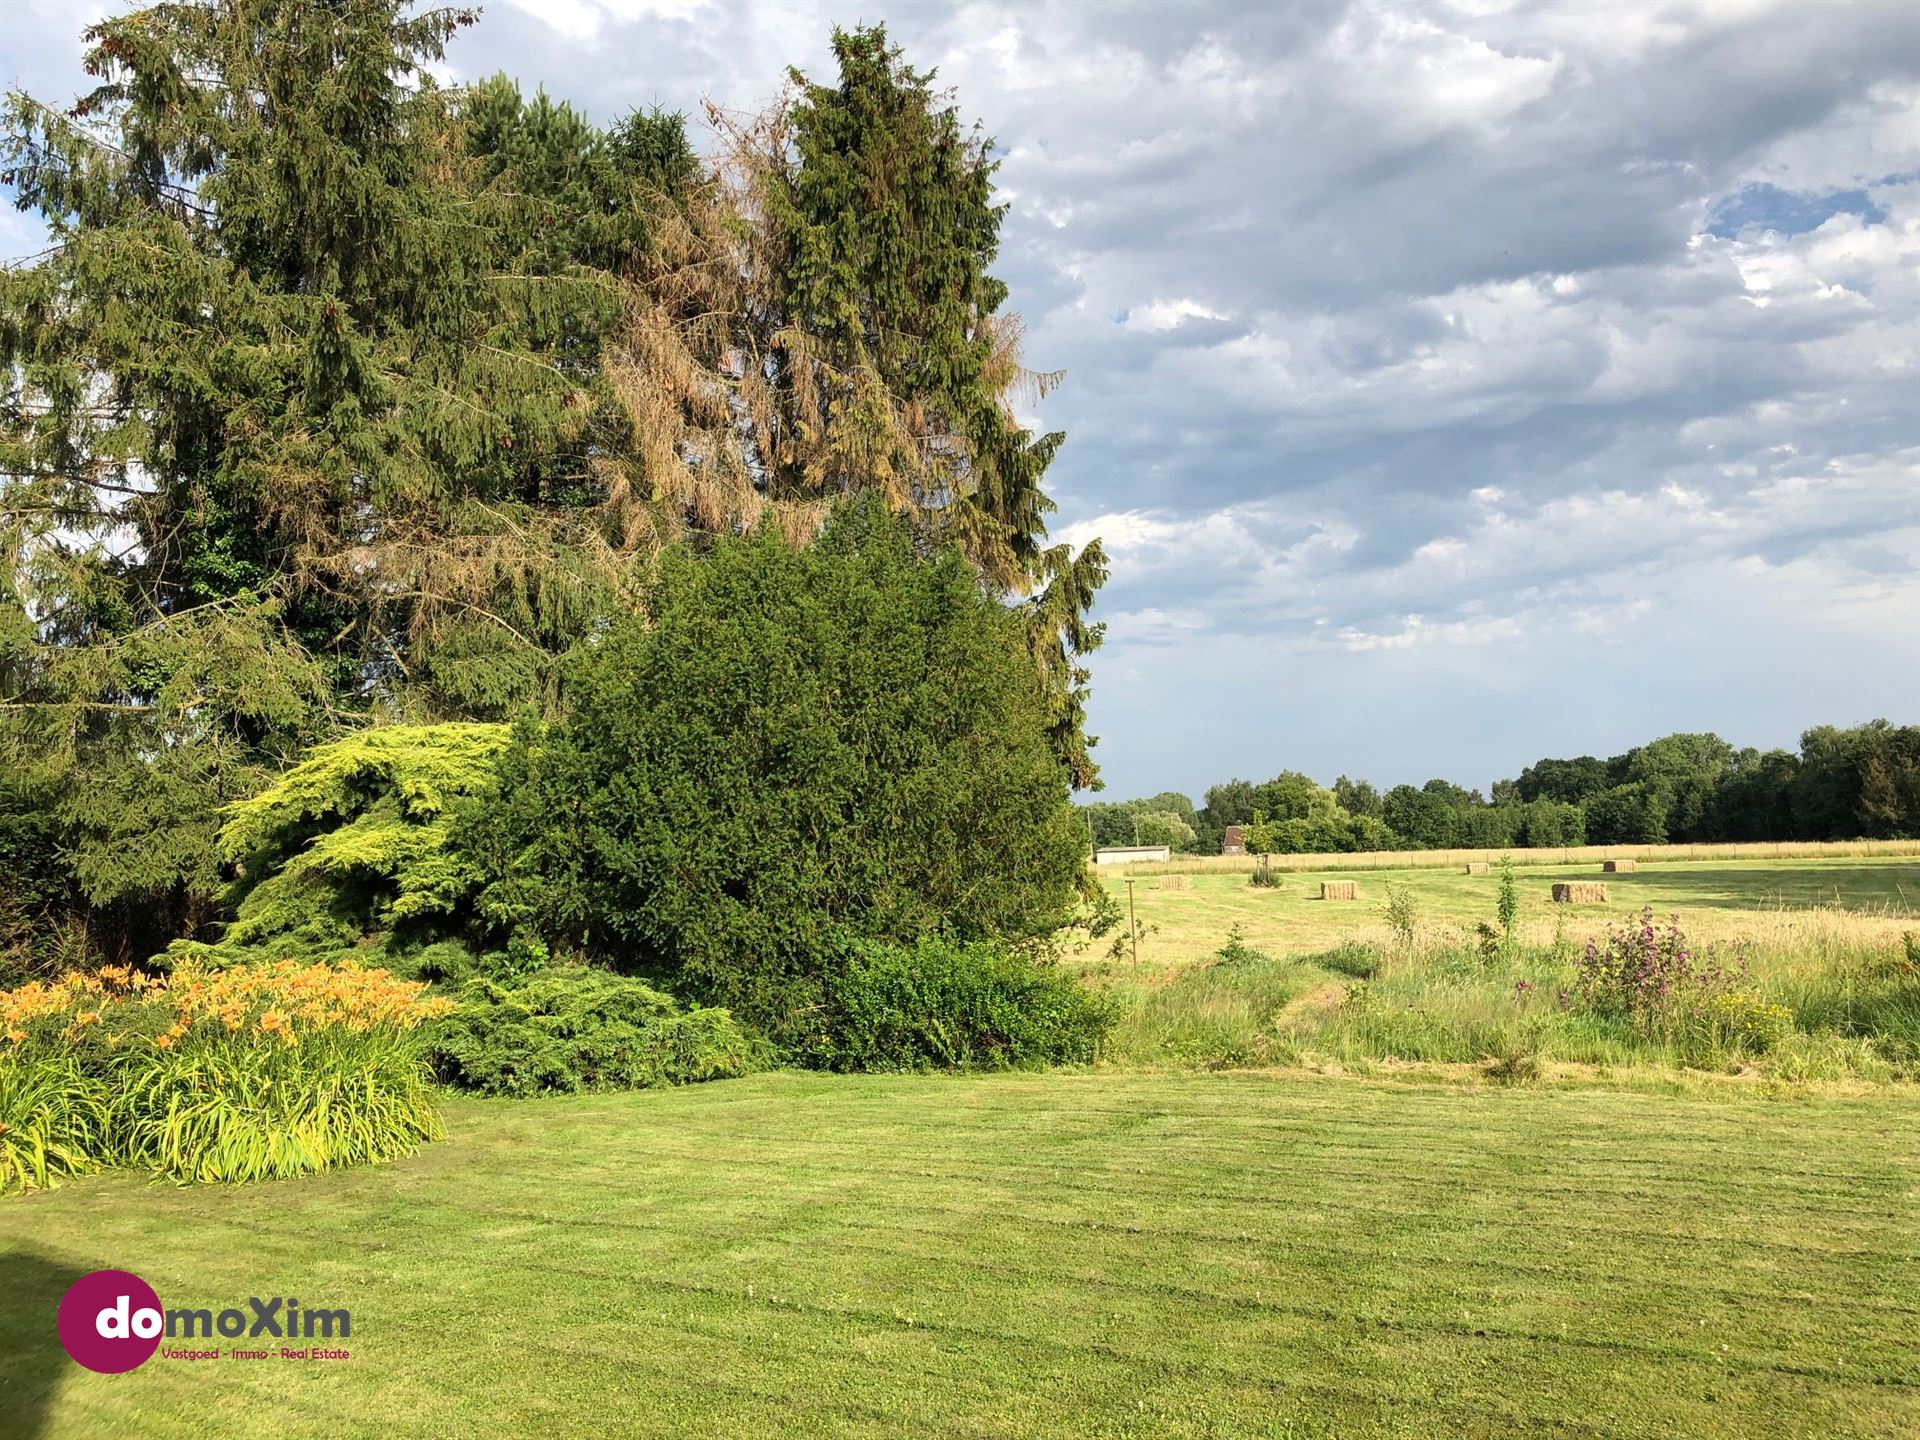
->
<box><xmin>0</xmin><ymin>1</ymin><xmax>664</xmax><ymax>934</ymax></box>
<box><xmin>613</xmin><ymin>25</ymin><xmax>1108</xmax><ymax>784</ymax></box>
<box><xmin>1</xmin><ymin>5</ymin><xmax>1110</xmax><ymax>960</ymax></box>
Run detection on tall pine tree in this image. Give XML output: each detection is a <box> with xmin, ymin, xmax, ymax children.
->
<box><xmin>611</xmin><ymin>25</ymin><xmax>1107</xmax><ymax>785</ymax></box>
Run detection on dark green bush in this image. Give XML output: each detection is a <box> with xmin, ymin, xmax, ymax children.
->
<box><xmin>806</xmin><ymin>936</ymin><xmax>1114</xmax><ymax>1072</ymax></box>
<box><xmin>431</xmin><ymin>968</ymin><xmax>766</xmax><ymax>1097</ymax></box>
<box><xmin>462</xmin><ymin>502</ymin><xmax>1086</xmax><ymax>1040</ymax></box>
<box><xmin>389</xmin><ymin>935</ymin><xmax>548</xmax><ymax>987</ymax></box>
<box><xmin>1312</xmin><ymin>944</ymin><xmax>1380</xmax><ymax>980</ymax></box>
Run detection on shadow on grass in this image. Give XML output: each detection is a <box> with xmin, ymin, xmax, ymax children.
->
<box><xmin>0</xmin><ymin>1243</ymin><xmax>87</xmax><ymax>1439</ymax></box>
<box><xmin>1590</xmin><ymin>864</ymin><xmax>1920</xmax><ymax>913</ymax></box>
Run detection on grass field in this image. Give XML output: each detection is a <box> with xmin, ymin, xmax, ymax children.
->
<box><xmin>1131</xmin><ymin>839</ymin><xmax>1920</xmax><ymax>876</ymax></box>
<box><xmin>1072</xmin><ymin>855</ymin><xmax>1920</xmax><ymax>1078</ymax></box>
<box><xmin>1073</xmin><ymin>855</ymin><xmax>1920</xmax><ymax>972</ymax></box>
<box><xmin>3</xmin><ymin>1070</ymin><xmax>1916</xmax><ymax>1439</ymax></box>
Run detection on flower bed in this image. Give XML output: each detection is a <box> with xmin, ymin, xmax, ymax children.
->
<box><xmin>1</xmin><ymin>962</ymin><xmax>451</xmax><ymax>1191</ymax></box>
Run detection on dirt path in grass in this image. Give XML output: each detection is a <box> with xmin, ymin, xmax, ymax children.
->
<box><xmin>1273</xmin><ymin>979</ymin><xmax>1346</xmax><ymax>1030</ymax></box>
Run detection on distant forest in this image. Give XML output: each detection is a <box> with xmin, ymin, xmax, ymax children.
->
<box><xmin>1082</xmin><ymin>721</ymin><xmax>1920</xmax><ymax>855</ymax></box>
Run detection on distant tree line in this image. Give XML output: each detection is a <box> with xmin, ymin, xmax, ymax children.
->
<box><xmin>1081</xmin><ymin>721</ymin><xmax>1920</xmax><ymax>855</ymax></box>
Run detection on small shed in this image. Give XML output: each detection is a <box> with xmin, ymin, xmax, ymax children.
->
<box><xmin>1221</xmin><ymin>825</ymin><xmax>1248</xmax><ymax>856</ymax></box>
<box><xmin>1094</xmin><ymin>845</ymin><xmax>1172</xmax><ymax>866</ymax></box>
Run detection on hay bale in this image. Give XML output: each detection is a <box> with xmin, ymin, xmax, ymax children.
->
<box><xmin>1602</xmin><ymin>859</ymin><xmax>1636</xmax><ymax>873</ymax></box>
<box><xmin>1320</xmin><ymin>880</ymin><xmax>1358</xmax><ymax>901</ymax></box>
<box><xmin>1465</xmin><ymin>862</ymin><xmax>1490</xmax><ymax>876</ymax></box>
<box><xmin>1552</xmin><ymin>882</ymin><xmax>1608</xmax><ymax>904</ymax></box>
<box><xmin>1158</xmin><ymin>875</ymin><xmax>1191</xmax><ymax>891</ymax></box>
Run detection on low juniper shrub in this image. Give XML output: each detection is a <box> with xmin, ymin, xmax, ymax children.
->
<box><xmin>431</xmin><ymin>968</ymin><xmax>765</xmax><ymax>1097</ymax></box>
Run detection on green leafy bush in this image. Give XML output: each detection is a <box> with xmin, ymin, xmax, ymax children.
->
<box><xmin>463</xmin><ymin>504</ymin><xmax>1086</xmax><ymax>1039</ymax></box>
<box><xmin>807</xmin><ymin>937</ymin><xmax>1114</xmax><ymax>1072</ymax></box>
<box><xmin>1215</xmin><ymin>924</ymin><xmax>1268</xmax><ymax>967</ymax></box>
<box><xmin>1385</xmin><ymin>884</ymin><xmax>1418</xmax><ymax>950</ymax></box>
<box><xmin>1078</xmin><ymin>880</ymin><xmax>1126</xmax><ymax>939</ymax></box>
<box><xmin>1496</xmin><ymin>855</ymin><xmax>1519</xmax><ymax>942</ymax></box>
<box><xmin>431</xmin><ymin>969</ymin><xmax>766</xmax><ymax>1097</ymax></box>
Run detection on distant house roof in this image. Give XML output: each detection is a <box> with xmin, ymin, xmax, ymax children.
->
<box><xmin>1221</xmin><ymin>824</ymin><xmax>1248</xmax><ymax>854</ymax></box>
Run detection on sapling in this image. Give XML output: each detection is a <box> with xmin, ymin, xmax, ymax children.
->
<box><xmin>1496</xmin><ymin>855</ymin><xmax>1520</xmax><ymax>948</ymax></box>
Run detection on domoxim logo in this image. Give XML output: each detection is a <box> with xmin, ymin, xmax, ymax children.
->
<box><xmin>56</xmin><ymin>1269</ymin><xmax>353</xmax><ymax>1372</ymax></box>
<box><xmin>56</xmin><ymin>1270</ymin><xmax>164</xmax><ymax>1375</ymax></box>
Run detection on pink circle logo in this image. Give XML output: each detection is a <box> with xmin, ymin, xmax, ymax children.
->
<box><xmin>57</xmin><ymin>1269</ymin><xmax>164</xmax><ymax>1374</ymax></box>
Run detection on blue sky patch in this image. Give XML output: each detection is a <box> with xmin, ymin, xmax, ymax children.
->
<box><xmin>1706</xmin><ymin>182</ymin><xmax>1888</xmax><ymax>239</ymax></box>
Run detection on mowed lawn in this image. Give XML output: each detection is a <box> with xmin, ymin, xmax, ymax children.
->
<box><xmin>3</xmin><ymin>1071</ymin><xmax>1916</xmax><ymax>1439</ymax></box>
<box><xmin>1074</xmin><ymin>856</ymin><xmax>1920</xmax><ymax>973</ymax></box>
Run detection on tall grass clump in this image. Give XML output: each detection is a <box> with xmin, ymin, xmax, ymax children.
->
<box><xmin>1763</xmin><ymin>928</ymin><xmax>1920</xmax><ymax>1062</ymax></box>
<box><xmin>0</xmin><ymin>1052</ymin><xmax>109</xmax><ymax>1194</ymax></box>
<box><xmin>0</xmin><ymin>962</ymin><xmax>451</xmax><ymax>1189</ymax></box>
<box><xmin>1110</xmin><ymin>928</ymin><xmax>1318</xmax><ymax>1067</ymax></box>
<box><xmin>114</xmin><ymin>1030</ymin><xmax>444</xmax><ymax>1185</ymax></box>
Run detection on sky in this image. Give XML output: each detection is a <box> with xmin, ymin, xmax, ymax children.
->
<box><xmin>4</xmin><ymin>0</ymin><xmax>1917</xmax><ymax>801</ymax></box>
